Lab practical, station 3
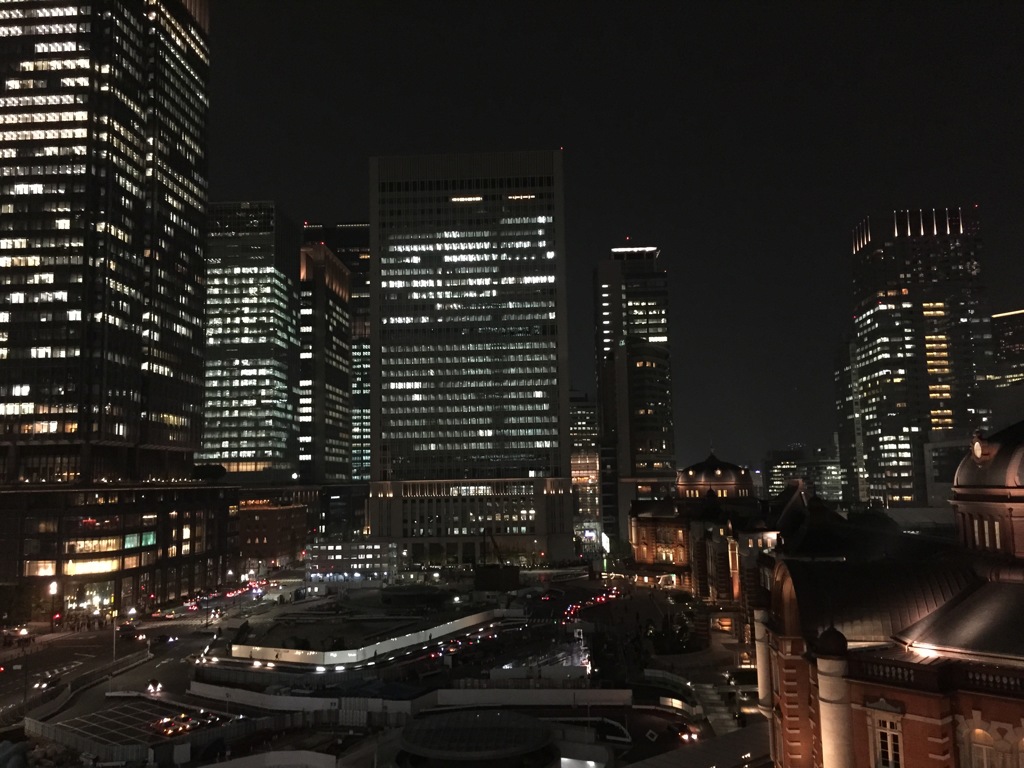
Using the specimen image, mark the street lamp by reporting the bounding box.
[48,581,58,633]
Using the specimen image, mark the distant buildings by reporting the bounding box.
[0,0,233,621]
[595,245,676,539]
[764,441,842,502]
[992,308,1024,373]
[629,452,774,665]
[366,151,574,566]
[989,307,1024,430]
[570,391,602,554]
[837,207,993,507]
[199,202,301,482]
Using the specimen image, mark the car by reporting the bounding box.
[146,679,162,693]
[673,723,701,742]
[32,674,60,690]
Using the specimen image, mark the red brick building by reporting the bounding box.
[757,422,1024,768]
[238,499,307,573]
[629,453,780,662]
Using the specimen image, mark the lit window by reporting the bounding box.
[970,729,993,768]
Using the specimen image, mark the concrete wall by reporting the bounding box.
[642,668,704,717]
[231,607,525,666]
[190,680,405,720]
[435,688,631,707]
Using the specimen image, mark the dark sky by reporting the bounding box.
[207,2,1024,468]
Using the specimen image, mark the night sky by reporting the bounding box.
[208,3,1024,468]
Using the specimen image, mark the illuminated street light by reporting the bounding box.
[49,581,58,633]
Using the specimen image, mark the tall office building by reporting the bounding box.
[839,207,993,507]
[989,308,1024,430]
[569,391,602,554]
[367,151,574,566]
[0,0,209,482]
[992,308,1024,370]
[301,223,368,538]
[303,222,370,484]
[298,243,351,484]
[0,1,234,622]
[199,202,301,481]
[594,246,676,538]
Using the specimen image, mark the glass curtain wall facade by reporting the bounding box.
[367,151,573,566]
[200,201,300,480]
[0,0,208,483]
[298,242,351,483]
[841,207,993,507]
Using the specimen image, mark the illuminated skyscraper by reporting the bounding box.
[839,207,993,507]
[570,391,602,554]
[303,222,370,484]
[0,0,210,482]
[297,242,351,483]
[988,307,1024,432]
[367,151,574,566]
[0,1,233,623]
[199,202,301,481]
[594,246,676,538]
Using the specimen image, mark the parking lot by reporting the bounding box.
[56,699,227,747]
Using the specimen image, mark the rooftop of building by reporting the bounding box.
[677,453,754,489]
[954,420,1024,490]
[774,557,981,644]
[895,575,1024,661]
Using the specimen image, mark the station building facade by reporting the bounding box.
[757,420,1024,768]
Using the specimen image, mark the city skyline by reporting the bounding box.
[207,3,1024,467]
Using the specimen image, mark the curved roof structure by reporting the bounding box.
[677,453,755,492]
[954,420,1024,489]
[772,558,981,643]
[895,579,1024,662]
[399,710,552,764]
[816,626,849,658]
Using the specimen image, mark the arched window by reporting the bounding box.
[971,729,994,768]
